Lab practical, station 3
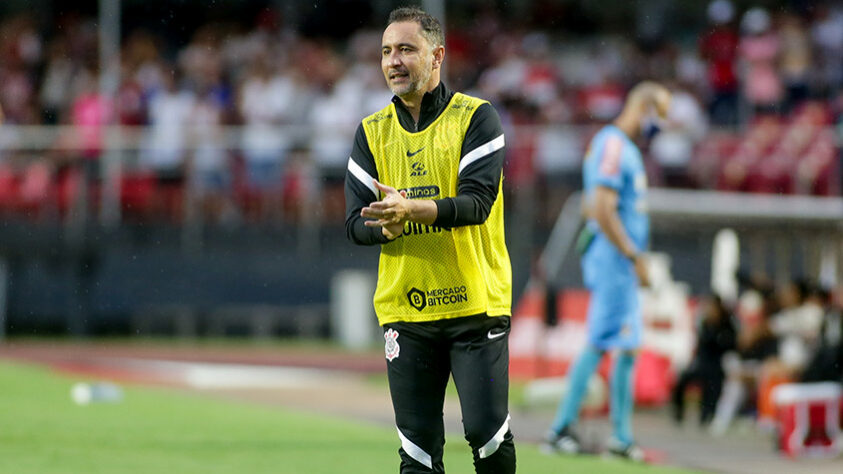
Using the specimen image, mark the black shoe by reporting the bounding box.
[541,426,582,455]
[671,408,684,425]
[605,437,645,462]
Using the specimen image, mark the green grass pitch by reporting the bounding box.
[0,361,695,473]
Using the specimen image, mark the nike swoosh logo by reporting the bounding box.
[406,147,425,157]
[487,329,507,340]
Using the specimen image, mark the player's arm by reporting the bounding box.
[580,195,594,219]
[593,185,650,286]
[434,102,504,228]
[593,186,638,259]
[345,124,393,245]
[591,133,650,285]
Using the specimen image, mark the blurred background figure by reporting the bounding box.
[798,284,843,384]
[768,280,824,376]
[810,4,843,97]
[141,69,194,221]
[699,0,740,126]
[238,53,291,221]
[752,282,835,426]
[189,80,237,226]
[709,283,779,436]
[671,294,737,427]
[650,82,708,187]
[778,12,812,113]
[738,7,782,119]
[544,82,671,461]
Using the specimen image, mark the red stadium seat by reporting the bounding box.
[634,350,674,406]
[17,161,54,218]
[700,99,839,197]
[56,167,82,216]
[0,163,21,212]
[772,383,842,458]
[120,172,158,219]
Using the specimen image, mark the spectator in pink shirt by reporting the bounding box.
[70,67,112,172]
[739,8,783,116]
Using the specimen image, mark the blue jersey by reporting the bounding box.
[583,125,649,256]
[580,125,648,349]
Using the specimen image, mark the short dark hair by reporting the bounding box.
[388,6,444,48]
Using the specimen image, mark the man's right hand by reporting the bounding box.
[634,254,650,287]
[362,180,439,241]
[361,181,408,240]
[381,221,404,240]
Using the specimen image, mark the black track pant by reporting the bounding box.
[383,314,516,474]
[671,363,724,425]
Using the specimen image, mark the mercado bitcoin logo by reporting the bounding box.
[407,286,468,311]
[426,286,468,307]
[407,288,427,311]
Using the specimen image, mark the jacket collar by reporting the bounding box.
[391,82,453,132]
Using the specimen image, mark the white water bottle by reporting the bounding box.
[71,382,124,405]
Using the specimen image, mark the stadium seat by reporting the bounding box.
[772,382,842,458]
[0,163,21,213]
[634,349,674,406]
[18,161,54,218]
[702,100,839,197]
[120,172,158,219]
[689,132,739,189]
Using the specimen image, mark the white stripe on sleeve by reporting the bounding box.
[397,428,433,468]
[347,157,378,198]
[458,134,505,175]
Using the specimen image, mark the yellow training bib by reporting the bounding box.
[362,93,512,325]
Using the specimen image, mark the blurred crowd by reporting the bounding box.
[672,278,843,436]
[0,1,841,225]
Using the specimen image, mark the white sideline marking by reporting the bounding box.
[112,358,350,389]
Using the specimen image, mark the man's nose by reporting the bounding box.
[386,51,402,66]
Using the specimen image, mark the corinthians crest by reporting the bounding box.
[384,328,400,361]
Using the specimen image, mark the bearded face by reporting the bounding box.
[382,22,436,99]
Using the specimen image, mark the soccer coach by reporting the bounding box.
[344,6,515,474]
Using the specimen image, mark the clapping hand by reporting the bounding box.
[361,180,408,240]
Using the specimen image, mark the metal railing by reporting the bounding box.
[0,124,838,239]
[539,188,843,293]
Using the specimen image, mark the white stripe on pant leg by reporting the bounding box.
[478,414,511,459]
[397,428,432,469]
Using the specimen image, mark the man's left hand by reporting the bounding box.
[362,180,410,239]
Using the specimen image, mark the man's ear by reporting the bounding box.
[432,45,445,70]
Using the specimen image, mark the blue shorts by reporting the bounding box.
[246,160,283,191]
[581,237,642,350]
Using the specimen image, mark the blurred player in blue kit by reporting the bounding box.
[544,82,672,461]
